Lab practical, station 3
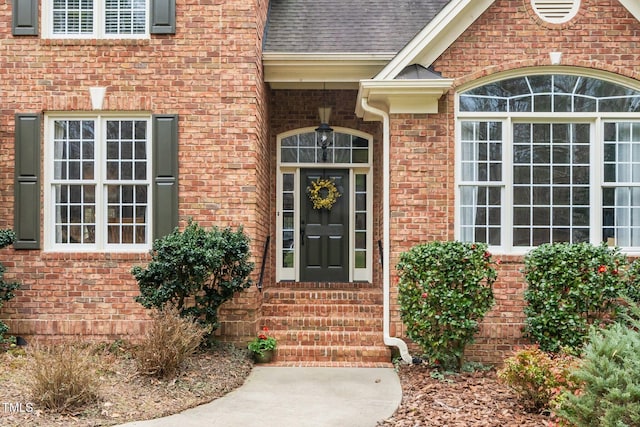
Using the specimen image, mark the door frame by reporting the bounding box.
[276,127,373,283]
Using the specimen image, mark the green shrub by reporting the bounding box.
[0,229,20,345]
[498,345,577,412]
[396,241,497,371]
[554,304,640,427]
[135,306,210,378]
[29,342,100,412]
[522,242,627,353]
[133,220,254,333]
[623,258,640,304]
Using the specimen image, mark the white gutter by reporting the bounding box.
[359,97,412,364]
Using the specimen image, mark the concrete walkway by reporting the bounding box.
[116,366,401,427]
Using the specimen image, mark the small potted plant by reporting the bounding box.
[248,326,277,363]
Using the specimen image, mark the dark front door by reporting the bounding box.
[300,169,349,282]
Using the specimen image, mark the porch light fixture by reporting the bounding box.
[316,87,333,162]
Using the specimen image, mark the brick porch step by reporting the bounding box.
[261,282,391,364]
[274,344,391,364]
[272,330,383,346]
[262,303,383,317]
[265,316,383,332]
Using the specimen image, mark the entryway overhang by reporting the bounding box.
[355,78,454,120]
[263,53,394,90]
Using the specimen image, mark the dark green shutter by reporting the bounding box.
[12,0,38,36]
[150,0,176,34]
[14,114,41,249]
[152,115,178,240]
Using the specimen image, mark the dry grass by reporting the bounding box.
[29,342,100,413]
[0,341,253,427]
[134,306,211,379]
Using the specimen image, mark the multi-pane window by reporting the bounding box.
[50,0,147,37]
[53,120,96,244]
[512,123,590,246]
[281,173,295,268]
[603,122,640,246]
[459,121,502,245]
[49,117,150,249]
[281,132,369,164]
[458,74,640,251]
[354,174,367,268]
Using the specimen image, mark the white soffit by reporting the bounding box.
[263,53,394,89]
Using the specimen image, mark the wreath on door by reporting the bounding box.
[306,178,342,210]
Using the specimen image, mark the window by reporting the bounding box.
[45,115,151,250]
[47,0,148,38]
[280,131,369,164]
[457,74,640,252]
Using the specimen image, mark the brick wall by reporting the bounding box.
[0,0,271,344]
[387,0,640,363]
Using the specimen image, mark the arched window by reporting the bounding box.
[280,130,369,164]
[457,73,640,252]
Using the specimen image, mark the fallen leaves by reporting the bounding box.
[378,364,550,427]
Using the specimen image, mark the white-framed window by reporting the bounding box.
[276,127,373,282]
[457,72,640,253]
[45,0,148,39]
[44,114,152,251]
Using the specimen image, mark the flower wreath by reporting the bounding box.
[306,178,341,210]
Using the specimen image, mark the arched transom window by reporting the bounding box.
[280,131,369,164]
[457,73,640,253]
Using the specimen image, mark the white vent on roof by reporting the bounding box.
[531,0,580,24]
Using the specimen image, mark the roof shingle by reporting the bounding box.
[263,0,451,53]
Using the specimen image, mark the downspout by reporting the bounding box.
[360,97,412,364]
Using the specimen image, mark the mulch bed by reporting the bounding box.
[378,363,551,427]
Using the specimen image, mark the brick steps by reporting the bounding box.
[274,344,391,364]
[261,282,391,364]
[262,303,383,317]
[264,316,383,332]
[263,292,383,305]
[272,330,382,346]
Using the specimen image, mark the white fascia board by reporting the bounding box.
[355,79,454,119]
[263,52,395,89]
[618,0,640,21]
[376,0,495,80]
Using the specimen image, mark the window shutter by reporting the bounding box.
[150,0,176,35]
[14,114,41,249]
[152,115,178,240]
[12,0,38,36]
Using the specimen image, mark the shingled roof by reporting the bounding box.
[263,0,451,54]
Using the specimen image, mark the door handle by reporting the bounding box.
[301,222,305,246]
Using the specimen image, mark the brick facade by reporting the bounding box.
[1,0,639,364]
[0,0,272,345]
